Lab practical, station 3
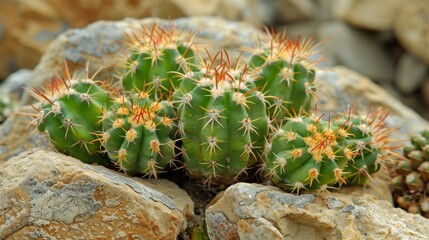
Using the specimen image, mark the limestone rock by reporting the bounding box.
[394,53,428,95]
[21,16,264,104]
[206,183,429,240]
[394,0,429,65]
[0,149,194,239]
[315,66,429,136]
[318,21,394,83]
[0,0,270,80]
[333,0,403,31]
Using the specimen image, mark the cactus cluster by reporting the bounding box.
[30,23,398,193]
[391,129,429,217]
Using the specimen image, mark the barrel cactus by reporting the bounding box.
[174,51,270,185]
[100,90,177,178]
[247,30,317,124]
[263,110,395,192]
[120,23,198,98]
[33,65,111,164]
[391,129,429,217]
[263,113,352,192]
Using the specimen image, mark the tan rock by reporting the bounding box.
[333,0,403,30]
[0,0,270,80]
[0,149,194,239]
[394,0,429,65]
[206,183,429,239]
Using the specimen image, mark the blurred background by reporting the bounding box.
[1,0,428,119]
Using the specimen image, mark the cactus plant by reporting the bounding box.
[100,89,178,178]
[263,113,353,192]
[32,64,111,164]
[120,23,197,98]
[263,109,395,192]
[391,129,429,217]
[174,51,270,185]
[246,30,317,124]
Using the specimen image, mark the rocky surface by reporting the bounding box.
[333,0,402,31]
[0,0,271,80]
[0,149,194,239]
[206,183,429,240]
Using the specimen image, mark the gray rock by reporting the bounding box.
[0,69,32,98]
[395,53,428,95]
[0,149,194,239]
[318,21,394,83]
[206,183,429,239]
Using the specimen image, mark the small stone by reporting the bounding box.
[333,0,403,30]
[0,69,32,97]
[394,0,429,65]
[395,53,428,95]
[0,150,194,239]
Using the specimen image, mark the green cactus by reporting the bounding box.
[121,23,197,98]
[34,67,110,164]
[174,51,270,185]
[100,90,177,177]
[264,110,394,192]
[247,31,317,124]
[336,110,393,185]
[263,114,353,192]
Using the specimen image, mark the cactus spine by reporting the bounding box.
[174,51,270,184]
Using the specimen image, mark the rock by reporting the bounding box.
[317,21,394,83]
[333,0,403,31]
[0,105,51,165]
[0,149,194,239]
[316,66,429,136]
[0,69,32,98]
[394,0,429,65]
[0,0,271,80]
[206,183,429,239]
[395,53,428,95]
[274,0,316,23]
[21,16,264,105]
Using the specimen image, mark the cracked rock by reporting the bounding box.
[0,149,194,239]
[206,183,429,240]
